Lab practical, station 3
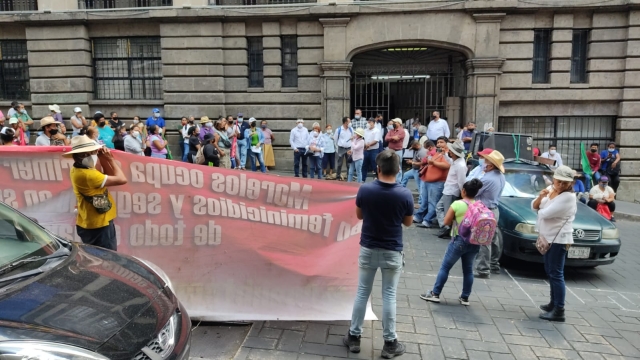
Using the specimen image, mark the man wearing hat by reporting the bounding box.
[145,108,165,134]
[473,150,506,278]
[49,104,64,124]
[199,116,215,142]
[65,136,127,251]
[290,118,310,177]
[435,140,467,238]
[70,107,87,137]
[466,148,493,181]
[35,116,70,146]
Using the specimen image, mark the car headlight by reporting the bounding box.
[0,341,109,360]
[515,223,537,234]
[134,257,174,294]
[602,228,619,239]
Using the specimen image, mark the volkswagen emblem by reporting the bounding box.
[574,229,585,239]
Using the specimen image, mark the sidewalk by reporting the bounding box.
[613,200,640,221]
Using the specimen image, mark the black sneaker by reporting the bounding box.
[381,339,406,359]
[474,272,490,279]
[437,226,451,239]
[610,216,616,222]
[539,302,554,312]
[343,332,361,353]
[490,268,501,275]
[539,307,565,322]
[459,296,470,306]
[420,291,440,303]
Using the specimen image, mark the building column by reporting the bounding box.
[262,22,282,92]
[26,25,92,120]
[319,18,351,129]
[466,13,506,131]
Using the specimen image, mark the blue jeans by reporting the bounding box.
[425,181,445,225]
[182,142,189,162]
[394,150,403,183]
[309,156,323,179]
[543,243,568,309]
[362,149,378,182]
[350,246,403,341]
[348,159,363,183]
[237,140,248,168]
[294,148,308,177]
[401,168,422,203]
[413,180,430,223]
[432,236,480,299]
[250,151,266,173]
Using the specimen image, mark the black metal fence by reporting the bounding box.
[282,36,298,88]
[79,0,172,9]
[499,116,616,169]
[213,0,316,5]
[0,41,30,101]
[0,0,37,11]
[92,37,162,100]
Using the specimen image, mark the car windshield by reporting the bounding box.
[0,203,59,269]
[502,168,554,198]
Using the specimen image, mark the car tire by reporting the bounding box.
[495,228,508,264]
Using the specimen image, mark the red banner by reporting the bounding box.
[0,147,373,321]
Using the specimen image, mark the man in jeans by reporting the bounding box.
[335,117,353,180]
[289,118,310,177]
[344,149,413,359]
[414,137,450,228]
[401,139,427,204]
[436,140,467,238]
[474,150,506,278]
[362,117,380,182]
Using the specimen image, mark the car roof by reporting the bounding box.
[503,160,552,173]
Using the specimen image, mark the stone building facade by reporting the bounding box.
[0,0,638,200]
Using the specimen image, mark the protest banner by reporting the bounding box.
[0,147,374,321]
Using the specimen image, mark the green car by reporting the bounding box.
[497,161,621,267]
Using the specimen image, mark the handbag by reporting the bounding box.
[535,218,569,255]
[596,203,612,220]
[81,189,113,214]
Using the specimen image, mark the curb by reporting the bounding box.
[614,212,640,222]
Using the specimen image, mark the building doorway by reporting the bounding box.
[350,47,467,125]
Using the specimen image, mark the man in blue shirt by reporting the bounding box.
[145,108,165,133]
[600,142,621,193]
[460,121,476,151]
[473,150,506,279]
[344,149,413,359]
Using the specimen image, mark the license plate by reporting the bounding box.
[568,247,590,259]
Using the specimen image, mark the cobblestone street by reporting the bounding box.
[228,220,640,360]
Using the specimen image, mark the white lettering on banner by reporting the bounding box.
[1,158,74,181]
[129,219,185,247]
[194,220,222,245]
[170,194,184,219]
[337,221,363,242]
[111,191,162,218]
[24,190,52,206]
[130,162,204,189]
[0,189,18,208]
[210,173,312,210]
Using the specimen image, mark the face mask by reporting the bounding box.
[205,122,213,128]
[133,119,140,124]
[387,125,393,130]
[600,182,608,187]
[479,159,485,168]
[98,121,106,127]
[608,148,615,152]
[157,128,163,135]
[153,113,160,118]
[82,155,98,168]
[297,123,303,129]
[354,115,361,120]
[313,131,319,137]
[132,131,140,137]
[189,120,194,124]
[239,118,244,122]
[549,150,556,155]
[591,148,597,153]
[261,125,267,129]
[20,109,26,114]
[348,123,353,128]
[49,129,59,136]
[455,128,461,134]
[112,117,118,121]
[327,129,333,134]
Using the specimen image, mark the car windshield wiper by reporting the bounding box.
[0,249,69,276]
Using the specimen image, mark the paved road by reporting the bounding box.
[224,220,640,360]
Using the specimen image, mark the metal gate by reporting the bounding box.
[350,47,466,122]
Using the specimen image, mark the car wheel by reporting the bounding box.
[495,228,509,264]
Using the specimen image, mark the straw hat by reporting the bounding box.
[200,116,211,124]
[448,140,465,158]
[48,104,61,113]
[554,165,574,182]
[39,116,60,130]
[63,135,103,158]
[483,150,505,173]
[354,127,365,138]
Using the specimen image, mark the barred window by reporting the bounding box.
[282,36,298,88]
[92,37,162,100]
[0,0,38,11]
[79,0,172,9]
[0,41,30,101]
[571,29,589,84]
[532,29,551,84]
[247,37,264,88]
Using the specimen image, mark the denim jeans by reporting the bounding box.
[475,208,501,275]
[543,243,568,309]
[436,194,459,228]
[250,151,266,173]
[362,149,378,182]
[350,246,403,341]
[432,235,480,298]
[294,148,308,177]
[348,159,363,183]
[413,181,430,223]
[336,146,350,178]
[182,142,189,162]
[583,172,593,192]
[401,168,423,203]
[593,171,601,183]
[395,150,403,183]
[309,156,323,179]
[425,181,444,225]
[237,140,248,168]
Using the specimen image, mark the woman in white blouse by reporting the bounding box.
[531,165,577,322]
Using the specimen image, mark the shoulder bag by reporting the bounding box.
[80,189,113,214]
[535,217,570,255]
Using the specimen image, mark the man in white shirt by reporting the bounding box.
[335,117,353,180]
[35,116,69,146]
[436,141,467,238]
[540,145,563,169]
[362,117,380,182]
[70,107,87,137]
[374,113,384,154]
[290,119,311,178]
[426,111,450,142]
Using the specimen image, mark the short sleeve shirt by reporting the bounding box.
[600,149,619,171]
[356,180,414,251]
[450,200,473,236]
[412,147,427,169]
[70,167,116,229]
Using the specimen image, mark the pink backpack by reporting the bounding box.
[457,200,497,245]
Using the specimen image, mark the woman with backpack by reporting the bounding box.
[420,178,486,306]
[213,120,232,168]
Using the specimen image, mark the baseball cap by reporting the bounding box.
[553,165,574,182]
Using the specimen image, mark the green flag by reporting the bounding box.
[163,132,173,160]
[580,142,592,177]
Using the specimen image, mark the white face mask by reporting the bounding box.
[133,119,140,124]
[82,154,98,168]
[205,122,213,128]
[549,150,556,155]
[297,123,303,129]
[153,113,160,118]
[157,128,163,135]
[327,129,333,134]
[132,130,140,137]
[387,124,393,130]
[354,115,361,120]
[313,131,319,137]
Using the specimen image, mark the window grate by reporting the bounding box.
[248,37,264,88]
[532,29,551,84]
[213,0,315,5]
[499,116,615,169]
[79,0,172,9]
[281,35,298,88]
[0,40,30,101]
[0,0,37,11]
[92,37,163,100]
[571,29,589,84]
